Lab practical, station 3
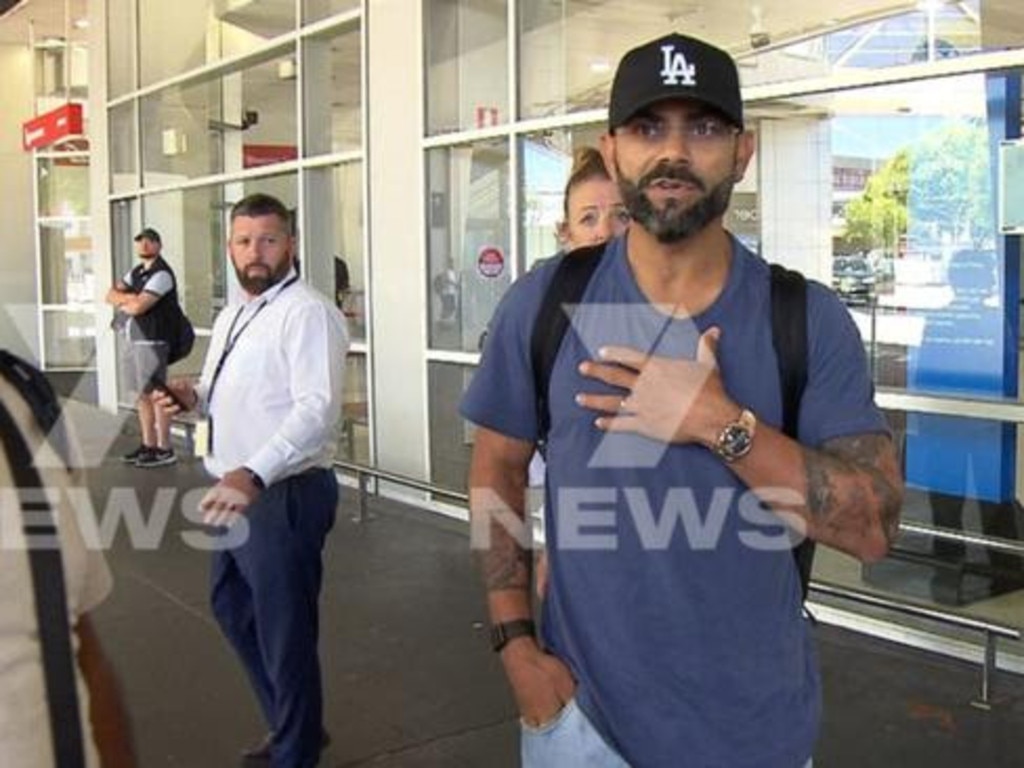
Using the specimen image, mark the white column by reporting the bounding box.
[365,0,429,481]
[88,0,117,409]
[757,117,833,283]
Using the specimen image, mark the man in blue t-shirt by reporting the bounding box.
[460,32,904,768]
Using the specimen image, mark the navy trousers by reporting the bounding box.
[211,468,337,768]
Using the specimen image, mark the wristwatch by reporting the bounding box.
[713,408,757,462]
[490,619,536,653]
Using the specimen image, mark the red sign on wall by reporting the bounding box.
[22,103,84,151]
[243,144,299,169]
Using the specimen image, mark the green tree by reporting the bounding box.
[839,119,992,254]
[840,151,908,255]
[907,119,992,246]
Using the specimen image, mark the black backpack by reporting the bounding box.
[0,351,85,766]
[529,245,815,600]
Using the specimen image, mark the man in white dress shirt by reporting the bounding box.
[159,194,348,767]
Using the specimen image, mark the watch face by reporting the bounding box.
[719,424,752,459]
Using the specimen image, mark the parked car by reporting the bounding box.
[832,255,876,304]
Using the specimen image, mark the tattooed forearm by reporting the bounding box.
[477,520,533,591]
[801,433,903,558]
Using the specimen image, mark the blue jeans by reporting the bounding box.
[521,698,628,768]
[520,698,814,768]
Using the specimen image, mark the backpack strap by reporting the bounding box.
[0,350,70,470]
[530,244,606,447]
[529,255,814,600]
[769,264,814,601]
[0,354,84,767]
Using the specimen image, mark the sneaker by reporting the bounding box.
[135,447,177,468]
[121,444,149,464]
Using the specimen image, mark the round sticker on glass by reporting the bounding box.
[477,246,505,278]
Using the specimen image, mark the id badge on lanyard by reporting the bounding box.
[193,418,212,458]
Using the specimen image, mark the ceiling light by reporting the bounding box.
[73,18,89,29]
[589,59,611,74]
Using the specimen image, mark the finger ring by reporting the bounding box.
[619,398,628,412]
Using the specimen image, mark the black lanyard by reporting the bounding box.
[206,275,299,406]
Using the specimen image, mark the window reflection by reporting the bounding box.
[338,352,369,463]
[40,220,94,305]
[426,0,508,135]
[304,0,361,24]
[139,0,296,87]
[303,23,362,155]
[109,102,137,193]
[428,361,474,492]
[520,126,607,268]
[427,140,511,352]
[141,51,298,187]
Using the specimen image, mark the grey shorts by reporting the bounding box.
[124,340,169,395]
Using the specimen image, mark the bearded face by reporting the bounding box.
[615,159,735,244]
[234,259,292,295]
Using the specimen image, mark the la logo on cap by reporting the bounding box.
[660,44,696,86]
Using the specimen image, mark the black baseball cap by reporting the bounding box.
[134,227,161,244]
[609,33,744,131]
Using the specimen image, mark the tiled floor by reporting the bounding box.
[70,401,1024,767]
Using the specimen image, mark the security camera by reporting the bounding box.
[750,31,771,49]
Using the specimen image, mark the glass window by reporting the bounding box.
[302,163,365,341]
[741,2,1019,88]
[816,409,1024,611]
[338,352,369,463]
[139,0,215,87]
[137,185,225,328]
[110,198,139,281]
[40,220,93,306]
[33,43,88,106]
[750,73,1016,399]
[519,125,606,268]
[428,361,475,492]
[38,157,89,218]
[425,0,508,136]
[517,0,636,121]
[139,0,296,87]
[125,173,295,332]
[427,139,511,352]
[302,23,362,156]
[109,101,137,193]
[304,0,361,25]
[42,308,94,369]
[107,0,135,98]
[140,50,298,188]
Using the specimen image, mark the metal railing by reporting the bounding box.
[809,581,1019,708]
[333,458,1021,709]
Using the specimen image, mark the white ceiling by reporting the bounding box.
[2,0,1020,84]
[0,0,952,50]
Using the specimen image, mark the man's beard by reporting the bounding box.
[617,161,735,244]
[235,261,289,295]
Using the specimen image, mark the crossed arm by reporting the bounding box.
[105,284,160,316]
